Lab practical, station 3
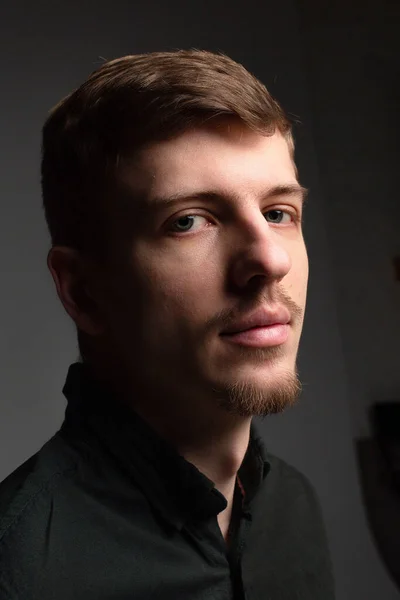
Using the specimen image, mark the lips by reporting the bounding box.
[221,306,291,335]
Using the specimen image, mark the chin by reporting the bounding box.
[210,361,302,418]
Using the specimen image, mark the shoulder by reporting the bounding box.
[250,425,321,509]
[255,453,335,596]
[258,451,330,538]
[0,434,79,555]
[0,434,78,542]
[0,434,80,598]
[265,452,321,502]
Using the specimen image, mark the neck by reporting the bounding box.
[133,395,251,542]
[158,413,251,540]
[177,420,251,493]
[84,357,252,537]
[180,423,250,542]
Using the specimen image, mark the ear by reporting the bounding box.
[47,246,105,336]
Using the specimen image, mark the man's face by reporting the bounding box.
[99,120,308,423]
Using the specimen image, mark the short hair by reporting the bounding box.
[41,49,294,260]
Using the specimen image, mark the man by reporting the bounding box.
[0,50,334,599]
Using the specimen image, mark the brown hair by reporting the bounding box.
[41,49,293,259]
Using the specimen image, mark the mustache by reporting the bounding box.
[208,287,303,333]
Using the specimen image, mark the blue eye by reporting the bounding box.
[265,210,292,224]
[169,209,295,235]
[170,215,207,233]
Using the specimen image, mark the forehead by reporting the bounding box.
[123,123,298,200]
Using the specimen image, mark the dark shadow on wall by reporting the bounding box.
[357,402,400,592]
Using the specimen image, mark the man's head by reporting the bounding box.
[43,50,308,429]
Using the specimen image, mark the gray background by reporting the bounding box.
[1,1,399,598]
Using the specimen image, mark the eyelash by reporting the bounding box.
[168,208,300,235]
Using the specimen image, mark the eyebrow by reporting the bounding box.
[148,184,309,209]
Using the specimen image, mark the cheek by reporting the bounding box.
[286,248,309,303]
[138,244,221,309]
[151,270,219,328]
[135,261,219,354]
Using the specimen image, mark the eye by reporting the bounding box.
[170,215,208,233]
[264,209,293,224]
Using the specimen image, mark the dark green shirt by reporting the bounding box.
[0,363,335,599]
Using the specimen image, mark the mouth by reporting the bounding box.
[220,323,290,348]
[219,305,291,348]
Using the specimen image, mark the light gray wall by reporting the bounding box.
[1,1,398,598]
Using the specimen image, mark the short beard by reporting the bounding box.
[211,348,302,418]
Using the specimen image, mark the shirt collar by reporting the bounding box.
[62,362,270,531]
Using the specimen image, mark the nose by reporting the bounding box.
[229,213,292,289]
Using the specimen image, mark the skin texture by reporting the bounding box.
[48,118,309,541]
